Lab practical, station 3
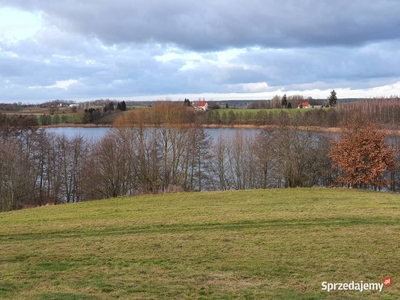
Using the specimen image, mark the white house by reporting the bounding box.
[192,101,208,111]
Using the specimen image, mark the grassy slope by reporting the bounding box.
[0,189,399,300]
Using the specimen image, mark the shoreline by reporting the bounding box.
[40,123,112,128]
[38,123,400,136]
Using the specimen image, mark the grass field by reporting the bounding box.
[210,108,320,122]
[0,189,399,299]
[221,108,317,114]
[5,107,73,116]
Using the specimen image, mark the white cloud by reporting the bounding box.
[241,82,269,92]
[0,7,42,42]
[29,79,78,90]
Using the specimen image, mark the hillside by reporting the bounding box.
[0,189,399,299]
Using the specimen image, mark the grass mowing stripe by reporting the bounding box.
[2,216,399,243]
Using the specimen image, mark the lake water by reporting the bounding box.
[44,126,261,141]
[45,127,111,140]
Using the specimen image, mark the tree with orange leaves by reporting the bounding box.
[329,116,397,189]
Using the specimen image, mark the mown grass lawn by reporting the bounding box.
[0,189,399,299]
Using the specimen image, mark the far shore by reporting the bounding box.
[40,123,112,128]
[40,123,340,132]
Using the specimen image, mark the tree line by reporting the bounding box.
[1,103,399,212]
[113,97,400,129]
[2,97,400,128]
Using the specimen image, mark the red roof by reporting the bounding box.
[194,101,207,107]
[298,102,309,107]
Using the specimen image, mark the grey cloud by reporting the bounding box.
[231,40,400,89]
[0,34,198,101]
[3,0,400,51]
[2,0,400,102]
[2,34,400,102]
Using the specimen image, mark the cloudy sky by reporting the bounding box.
[0,0,400,103]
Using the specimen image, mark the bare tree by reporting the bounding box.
[0,139,32,211]
[83,132,135,199]
[184,125,212,191]
[211,134,230,190]
[252,129,279,188]
[225,131,257,190]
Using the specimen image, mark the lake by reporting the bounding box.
[44,126,261,141]
[45,127,111,140]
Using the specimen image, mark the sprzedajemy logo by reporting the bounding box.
[321,277,392,293]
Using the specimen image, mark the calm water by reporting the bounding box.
[45,127,112,140]
[45,127,260,141]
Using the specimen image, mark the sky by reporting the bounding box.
[0,0,400,103]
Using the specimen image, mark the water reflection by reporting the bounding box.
[45,126,261,141]
[44,127,112,140]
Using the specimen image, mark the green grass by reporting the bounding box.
[212,108,316,123]
[0,189,399,299]
[222,108,311,114]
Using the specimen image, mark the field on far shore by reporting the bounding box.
[0,189,398,299]
[1,106,73,115]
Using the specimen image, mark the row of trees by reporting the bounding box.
[249,95,326,109]
[114,99,400,129]
[0,114,38,128]
[0,129,87,211]
[1,105,399,212]
[3,97,400,128]
[203,107,344,127]
[337,98,400,127]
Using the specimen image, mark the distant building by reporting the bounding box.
[192,101,208,111]
[298,102,309,109]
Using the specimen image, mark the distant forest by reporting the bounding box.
[1,97,400,128]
